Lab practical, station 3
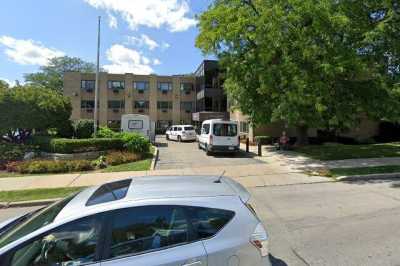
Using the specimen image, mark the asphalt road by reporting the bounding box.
[155,135,262,170]
[251,179,400,266]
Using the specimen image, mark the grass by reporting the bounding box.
[102,158,152,172]
[329,165,400,177]
[296,142,400,161]
[0,187,86,202]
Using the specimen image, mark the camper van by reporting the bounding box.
[121,114,155,143]
[198,119,240,155]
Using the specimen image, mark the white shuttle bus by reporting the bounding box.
[121,114,155,143]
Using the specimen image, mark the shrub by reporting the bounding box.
[56,120,74,138]
[6,160,94,174]
[254,136,273,145]
[0,143,30,170]
[30,137,124,154]
[105,151,141,166]
[119,132,150,154]
[73,119,94,139]
[93,127,118,138]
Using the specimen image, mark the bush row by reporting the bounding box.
[0,143,31,170]
[6,151,143,174]
[30,136,125,154]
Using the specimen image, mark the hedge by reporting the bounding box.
[6,160,94,174]
[30,136,124,154]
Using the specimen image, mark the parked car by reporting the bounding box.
[166,125,196,142]
[198,119,240,155]
[0,176,271,266]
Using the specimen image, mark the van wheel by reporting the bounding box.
[178,136,182,142]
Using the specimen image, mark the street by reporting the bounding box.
[1,179,400,265]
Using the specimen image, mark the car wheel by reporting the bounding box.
[178,135,182,142]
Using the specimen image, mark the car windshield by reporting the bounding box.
[184,126,194,131]
[213,123,237,137]
[0,194,75,249]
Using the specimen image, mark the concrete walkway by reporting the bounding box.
[0,163,329,192]
[242,144,400,172]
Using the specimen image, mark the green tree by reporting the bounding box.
[0,85,72,143]
[0,80,9,91]
[196,0,400,144]
[24,56,96,93]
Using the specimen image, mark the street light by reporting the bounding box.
[94,16,101,135]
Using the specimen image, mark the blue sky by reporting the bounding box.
[0,0,214,86]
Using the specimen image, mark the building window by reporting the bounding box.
[180,101,193,113]
[134,100,149,109]
[157,101,172,110]
[240,121,249,133]
[108,100,125,109]
[108,80,125,90]
[81,80,95,92]
[157,120,172,130]
[180,83,194,94]
[158,82,172,93]
[133,81,149,93]
[81,100,95,109]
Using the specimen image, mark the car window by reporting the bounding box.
[0,195,76,249]
[86,179,131,206]
[109,206,189,259]
[184,126,194,131]
[185,207,234,239]
[10,215,102,266]
[172,127,176,131]
[202,124,210,135]
[177,127,182,131]
[213,124,237,137]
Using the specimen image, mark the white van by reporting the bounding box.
[166,125,196,141]
[198,119,240,155]
[121,114,155,143]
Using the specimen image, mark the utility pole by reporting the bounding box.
[94,16,101,135]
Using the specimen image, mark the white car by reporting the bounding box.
[166,125,196,142]
[198,119,240,155]
[0,176,271,266]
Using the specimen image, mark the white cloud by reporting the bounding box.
[0,78,15,87]
[84,0,197,32]
[125,34,159,50]
[103,44,154,74]
[107,13,118,29]
[161,42,171,50]
[0,36,64,65]
[153,58,161,65]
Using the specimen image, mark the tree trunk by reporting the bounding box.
[295,125,309,146]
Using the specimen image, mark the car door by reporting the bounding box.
[2,214,104,266]
[101,205,208,266]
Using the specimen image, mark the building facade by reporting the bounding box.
[64,72,196,131]
[63,60,229,132]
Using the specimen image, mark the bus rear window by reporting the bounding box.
[213,124,237,137]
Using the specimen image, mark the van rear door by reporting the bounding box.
[212,122,239,147]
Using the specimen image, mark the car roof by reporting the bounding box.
[55,175,249,222]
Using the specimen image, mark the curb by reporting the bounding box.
[150,147,159,171]
[337,172,400,182]
[0,198,60,209]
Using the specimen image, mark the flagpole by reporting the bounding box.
[94,16,101,135]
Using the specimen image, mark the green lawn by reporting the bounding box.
[0,187,86,202]
[329,165,400,177]
[102,158,152,172]
[296,142,400,161]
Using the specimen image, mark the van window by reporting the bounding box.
[184,126,194,131]
[213,123,237,137]
[177,127,182,131]
[202,124,210,134]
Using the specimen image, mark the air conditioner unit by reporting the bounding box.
[185,110,191,113]
[113,109,120,113]
[86,89,93,93]
[138,109,144,113]
[138,90,144,94]
[87,109,93,113]
[162,109,168,113]
[113,89,119,94]
[162,90,168,94]
[185,90,191,95]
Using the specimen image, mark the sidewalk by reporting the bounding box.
[241,144,400,171]
[0,163,329,192]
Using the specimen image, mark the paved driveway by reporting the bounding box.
[155,135,262,170]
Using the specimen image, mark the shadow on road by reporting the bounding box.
[269,254,288,266]
[340,177,400,188]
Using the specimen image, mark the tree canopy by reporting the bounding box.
[0,85,72,142]
[24,56,96,93]
[196,0,400,143]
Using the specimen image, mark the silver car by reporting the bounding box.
[0,176,271,266]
